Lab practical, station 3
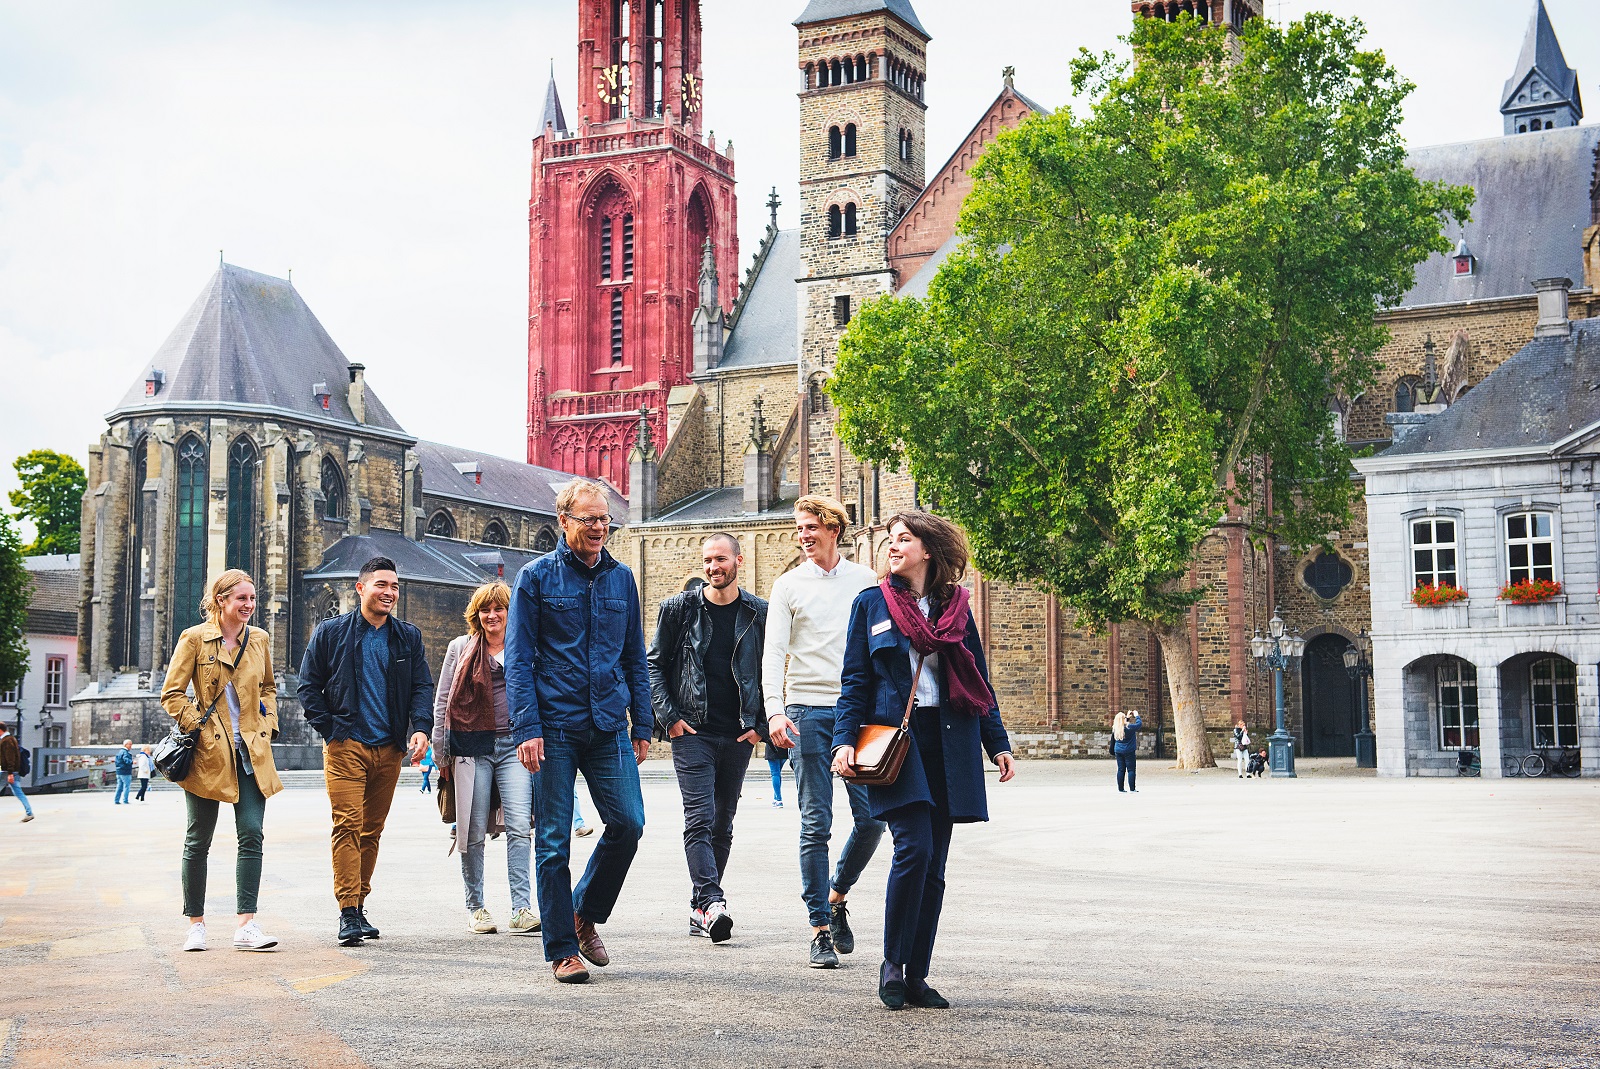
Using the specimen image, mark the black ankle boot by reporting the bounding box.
[338,907,365,947]
[878,961,906,1010]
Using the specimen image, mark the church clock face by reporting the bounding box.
[597,64,630,106]
[680,73,702,116]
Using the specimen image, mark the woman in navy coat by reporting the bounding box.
[832,511,1015,1009]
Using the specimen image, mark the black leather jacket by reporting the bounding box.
[647,588,767,738]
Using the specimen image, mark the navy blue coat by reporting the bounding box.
[298,612,435,748]
[1113,714,1143,756]
[833,585,1012,822]
[505,538,653,744]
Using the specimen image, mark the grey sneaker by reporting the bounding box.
[467,908,497,935]
[809,929,839,969]
[508,908,541,935]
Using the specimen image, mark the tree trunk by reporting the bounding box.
[1152,619,1216,770]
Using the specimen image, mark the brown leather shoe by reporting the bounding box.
[574,913,610,967]
[552,955,590,984]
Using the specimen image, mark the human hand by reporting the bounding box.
[667,720,697,739]
[996,753,1016,783]
[518,737,545,774]
[737,729,762,745]
[767,714,798,749]
[407,732,429,763]
[632,739,650,765]
[831,746,856,777]
[6,773,12,785]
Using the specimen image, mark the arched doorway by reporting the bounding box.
[1301,633,1358,757]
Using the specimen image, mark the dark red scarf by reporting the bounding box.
[879,579,994,716]
[444,636,498,757]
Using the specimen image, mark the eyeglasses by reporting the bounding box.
[563,513,611,529]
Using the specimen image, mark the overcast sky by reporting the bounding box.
[1,0,1596,541]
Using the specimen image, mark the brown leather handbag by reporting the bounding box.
[843,654,924,788]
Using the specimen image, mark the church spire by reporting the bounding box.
[540,65,567,135]
[1500,0,1581,135]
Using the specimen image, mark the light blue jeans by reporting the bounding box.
[114,773,133,804]
[461,735,534,913]
[4,777,31,817]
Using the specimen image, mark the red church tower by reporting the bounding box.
[527,0,739,492]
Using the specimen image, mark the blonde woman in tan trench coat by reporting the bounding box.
[160,569,284,952]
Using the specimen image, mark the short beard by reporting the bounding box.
[706,571,738,589]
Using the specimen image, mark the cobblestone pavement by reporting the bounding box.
[2,759,1596,1068]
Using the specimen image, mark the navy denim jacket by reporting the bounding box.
[505,538,654,744]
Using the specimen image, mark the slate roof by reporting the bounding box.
[540,72,568,134]
[23,554,79,637]
[303,531,545,588]
[645,488,799,527]
[1500,0,1581,118]
[793,0,928,37]
[1399,124,1600,309]
[1379,318,1600,457]
[720,230,800,369]
[416,440,626,517]
[109,264,406,434]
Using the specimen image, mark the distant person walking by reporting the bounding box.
[1232,724,1252,778]
[432,580,539,938]
[160,568,283,952]
[832,512,1015,1010]
[299,556,434,948]
[1113,710,1143,793]
[506,479,653,985]
[648,533,767,944]
[114,740,135,804]
[0,721,34,822]
[766,742,790,808]
[135,746,153,801]
[763,495,884,969]
[419,745,435,794]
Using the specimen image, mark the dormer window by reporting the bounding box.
[145,369,165,397]
[313,382,331,410]
[1452,239,1475,277]
[453,461,484,485]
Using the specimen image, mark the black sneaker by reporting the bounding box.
[809,929,839,969]
[829,901,855,955]
[338,907,365,947]
[357,907,380,940]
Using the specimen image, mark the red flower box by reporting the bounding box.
[1498,578,1562,605]
[1412,582,1468,607]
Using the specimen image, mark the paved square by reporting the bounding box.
[2,760,1596,1068]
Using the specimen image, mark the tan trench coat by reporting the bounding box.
[160,622,284,803]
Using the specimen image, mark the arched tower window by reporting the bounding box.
[829,126,842,159]
[844,123,857,157]
[622,214,634,279]
[175,435,208,634]
[844,202,857,236]
[611,290,625,363]
[602,216,614,280]
[226,436,258,573]
[482,519,509,546]
[127,439,148,668]
[645,0,665,116]
[590,179,635,372]
[1393,376,1419,414]
[855,55,866,81]
[828,205,843,238]
[321,455,346,520]
[427,510,457,539]
[830,59,841,84]
[534,526,558,553]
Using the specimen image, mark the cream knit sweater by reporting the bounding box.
[761,557,879,719]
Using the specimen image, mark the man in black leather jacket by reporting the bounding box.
[646,533,767,943]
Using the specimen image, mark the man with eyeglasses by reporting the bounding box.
[506,479,653,984]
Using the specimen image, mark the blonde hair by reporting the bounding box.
[1112,711,1128,742]
[202,569,254,622]
[464,581,512,637]
[556,479,610,516]
[794,495,850,537]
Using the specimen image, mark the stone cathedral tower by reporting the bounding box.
[794,0,929,508]
[526,0,739,493]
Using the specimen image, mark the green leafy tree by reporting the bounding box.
[10,449,87,556]
[829,13,1472,768]
[0,513,30,699]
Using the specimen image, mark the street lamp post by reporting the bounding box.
[1343,629,1376,769]
[1250,607,1305,778]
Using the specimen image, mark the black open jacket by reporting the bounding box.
[647,588,767,739]
[297,611,435,748]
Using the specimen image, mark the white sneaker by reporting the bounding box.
[232,921,278,951]
[468,908,498,934]
[182,922,207,952]
[770,799,783,809]
[704,900,733,943]
[508,907,541,935]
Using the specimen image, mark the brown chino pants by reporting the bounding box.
[324,739,404,908]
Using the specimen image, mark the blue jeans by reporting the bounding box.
[4,777,32,817]
[115,773,132,803]
[768,755,788,801]
[531,725,645,962]
[1116,751,1137,791]
[791,704,886,928]
[462,735,533,912]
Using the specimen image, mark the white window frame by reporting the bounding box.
[1529,657,1578,749]
[44,656,65,708]
[0,679,18,706]
[1411,516,1460,588]
[1436,660,1479,751]
[1504,510,1556,586]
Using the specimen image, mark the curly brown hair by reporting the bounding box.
[884,511,970,603]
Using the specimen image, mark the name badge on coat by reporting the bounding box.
[870,620,893,637]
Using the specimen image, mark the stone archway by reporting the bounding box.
[1301,633,1358,757]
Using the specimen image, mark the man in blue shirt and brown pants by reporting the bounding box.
[299,556,434,947]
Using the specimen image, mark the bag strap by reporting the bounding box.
[901,654,927,731]
[193,629,247,729]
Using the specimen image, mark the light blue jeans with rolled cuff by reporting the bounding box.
[461,734,534,913]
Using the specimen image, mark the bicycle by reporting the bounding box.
[1501,754,1522,777]
[1456,750,1481,777]
[1522,748,1581,778]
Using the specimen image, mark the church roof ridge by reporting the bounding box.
[108,262,406,434]
[793,0,928,38]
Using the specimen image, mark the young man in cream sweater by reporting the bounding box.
[764,496,884,969]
